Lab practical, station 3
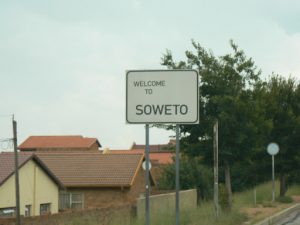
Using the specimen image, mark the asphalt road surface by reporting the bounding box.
[274,210,300,225]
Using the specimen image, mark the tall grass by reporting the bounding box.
[286,184,300,196]
[234,181,280,207]
[125,201,245,225]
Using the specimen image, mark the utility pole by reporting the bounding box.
[12,115,21,225]
[213,119,219,218]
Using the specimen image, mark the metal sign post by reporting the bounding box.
[272,155,275,202]
[267,142,279,202]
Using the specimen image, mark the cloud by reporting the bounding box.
[1,0,300,149]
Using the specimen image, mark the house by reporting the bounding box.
[18,136,101,152]
[104,149,174,165]
[0,152,64,217]
[106,139,175,165]
[103,140,175,188]
[34,152,151,210]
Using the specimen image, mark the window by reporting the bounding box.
[40,203,51,215]
[0,207,15,218]
[59,192,84,210]
[25,205,31,217]
[59,193,69,210]
[70,193,83,209]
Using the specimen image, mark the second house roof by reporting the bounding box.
[18,135,101,150]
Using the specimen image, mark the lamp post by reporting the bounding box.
[267,142,280,202]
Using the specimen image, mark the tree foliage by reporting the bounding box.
[160,40,267,207]
[158,40,300,205]
[262,75,300,196]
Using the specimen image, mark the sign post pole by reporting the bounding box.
[145,124,150,225]
[272,155,275,202]
[267,142,279,202]
[175,124,180,225]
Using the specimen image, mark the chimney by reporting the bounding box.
[102,147,110,154]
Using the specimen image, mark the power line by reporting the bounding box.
[0,114,13,118]
[0,138,13,150]
[0,138,12,142]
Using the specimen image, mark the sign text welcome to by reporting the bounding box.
[126,70,199,124]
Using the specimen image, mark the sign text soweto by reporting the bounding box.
[126,70,199,124]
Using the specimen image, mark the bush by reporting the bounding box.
[276,196,293,203]
[158,157,213,201]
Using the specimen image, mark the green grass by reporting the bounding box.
[234,181,280,207]
[286,185,300,196]
[127,202,246,225]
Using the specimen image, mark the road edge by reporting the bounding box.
[254,203,300,225]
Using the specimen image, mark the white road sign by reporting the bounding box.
[126,70,199,124]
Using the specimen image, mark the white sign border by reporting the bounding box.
[126,69,199,124]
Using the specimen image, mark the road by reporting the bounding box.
[274,210,300,225]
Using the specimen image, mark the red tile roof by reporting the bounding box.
[130,140,175,152]
[36,152,144,187]
[149,153,174,164]
[18,136,101,150]
[107,150,174,165]
[0,152,64,188]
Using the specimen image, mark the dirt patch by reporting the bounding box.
[291,195,300,203]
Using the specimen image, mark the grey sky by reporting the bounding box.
[0,0,300,149]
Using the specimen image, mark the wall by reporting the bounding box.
[136,189,197,219]
[0,204,132,225]
[69,167,146,209]
[0,160,59,216]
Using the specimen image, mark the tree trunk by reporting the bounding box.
[280,174,287,197]
[224,161,233,210]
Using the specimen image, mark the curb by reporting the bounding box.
[253,203,300,225]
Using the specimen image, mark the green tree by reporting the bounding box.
[160,40,265,209]
[263,75,300,196]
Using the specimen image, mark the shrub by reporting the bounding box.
[276,196,293,203]
[158,157,213,201]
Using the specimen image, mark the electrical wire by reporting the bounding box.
[0,138,12,142]
[0,138,13,150]
[0,114,13,118]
